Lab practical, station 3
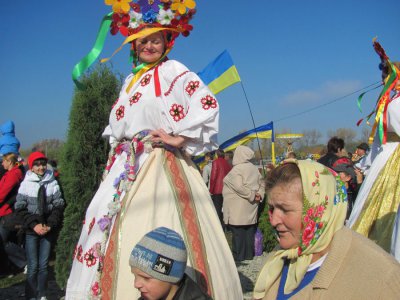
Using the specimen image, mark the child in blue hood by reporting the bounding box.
[0,121,20,156]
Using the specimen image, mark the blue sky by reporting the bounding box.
[1,0,399,150]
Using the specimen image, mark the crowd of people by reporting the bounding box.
[2,1,400,299]
[0,121,64,300]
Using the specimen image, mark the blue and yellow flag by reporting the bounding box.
[193,122,274,166]
[219,122,274,153]
[198,50,241,95]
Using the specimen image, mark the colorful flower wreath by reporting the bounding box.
[105,0,196,40]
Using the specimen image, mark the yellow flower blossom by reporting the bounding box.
[105,0,132,14]
[171,0,196,15]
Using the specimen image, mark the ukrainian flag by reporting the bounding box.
[219,122,274,153]
[193,122,274,166]
[198,50,241,95]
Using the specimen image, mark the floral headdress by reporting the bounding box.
[107,0,196,41]
[72,0,196,87]
[254,160,348,298]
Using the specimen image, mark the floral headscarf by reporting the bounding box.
[253,160,348,298]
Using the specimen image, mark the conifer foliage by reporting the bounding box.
[55,64,121,288]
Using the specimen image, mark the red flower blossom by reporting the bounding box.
[171,17,193,37]
[84,248,97,267]
[169,104,185,121]
[91,281,101,296]
[140,74,152,86]
[130,3,141,12]
[185,80,200,96]
[110,13,130,36]
[135,140,144,154]
[116,105,125,121]
[201,95,217,110]
[302,220,316,247]
[315,171,319,178]
[129,92,142,105]
[316,204,325,218]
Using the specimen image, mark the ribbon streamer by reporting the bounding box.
[72,12,113,88]
[368,57,399,144]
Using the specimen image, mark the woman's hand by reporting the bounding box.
[150,129,186,148]
[255,193,262,202]
[33,224,48,235]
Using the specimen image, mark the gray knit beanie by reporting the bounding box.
[129,227,187,283]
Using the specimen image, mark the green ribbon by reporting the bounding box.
[357,83,382,112]
[377,62,398,143]
[72,12,113,89]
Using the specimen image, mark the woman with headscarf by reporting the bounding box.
[223,145,265,262]
[65,1,242,299]
[253,160,400,299]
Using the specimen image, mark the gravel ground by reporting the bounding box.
[237,253,269,300]
[0,254,268,300]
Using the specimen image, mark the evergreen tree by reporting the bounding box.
[55,64,121,288]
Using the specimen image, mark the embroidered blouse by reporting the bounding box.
[102,59,219,156]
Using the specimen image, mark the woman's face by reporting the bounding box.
[267,178,303,249]
[135,32,166,64]
[31,160,47,176]
[2,158,13,171]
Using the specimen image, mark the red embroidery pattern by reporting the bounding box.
[100,217,117,300]
[88,217,95,235]
[185,80,200,96]
[84,248,97,267]
[140,74,152,86]
[77,245,83,263]
[169,104,185,122]
[201,95,218,110]
[164,71,190,96]
[115,105,125,121]
[129,92,142,105]
[165,151,213,296]
[112,98,119,108]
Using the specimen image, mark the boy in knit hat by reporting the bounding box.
[129,227,212,300]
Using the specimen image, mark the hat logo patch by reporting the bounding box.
[153,255,173,275]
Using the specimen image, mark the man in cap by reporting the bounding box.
[129,227,212,300]
[352,142,370,163]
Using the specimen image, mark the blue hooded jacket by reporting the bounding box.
[0,120,20,155]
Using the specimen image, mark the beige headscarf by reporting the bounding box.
[254,160,348,298]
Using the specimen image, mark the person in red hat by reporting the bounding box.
[15,151,64,300]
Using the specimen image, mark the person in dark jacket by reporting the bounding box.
[130,227,212,300]
[317,136,346,168]
[15,151,64,300]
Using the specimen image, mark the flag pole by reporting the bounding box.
[239,81,266,175]
[271,123,276,166]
